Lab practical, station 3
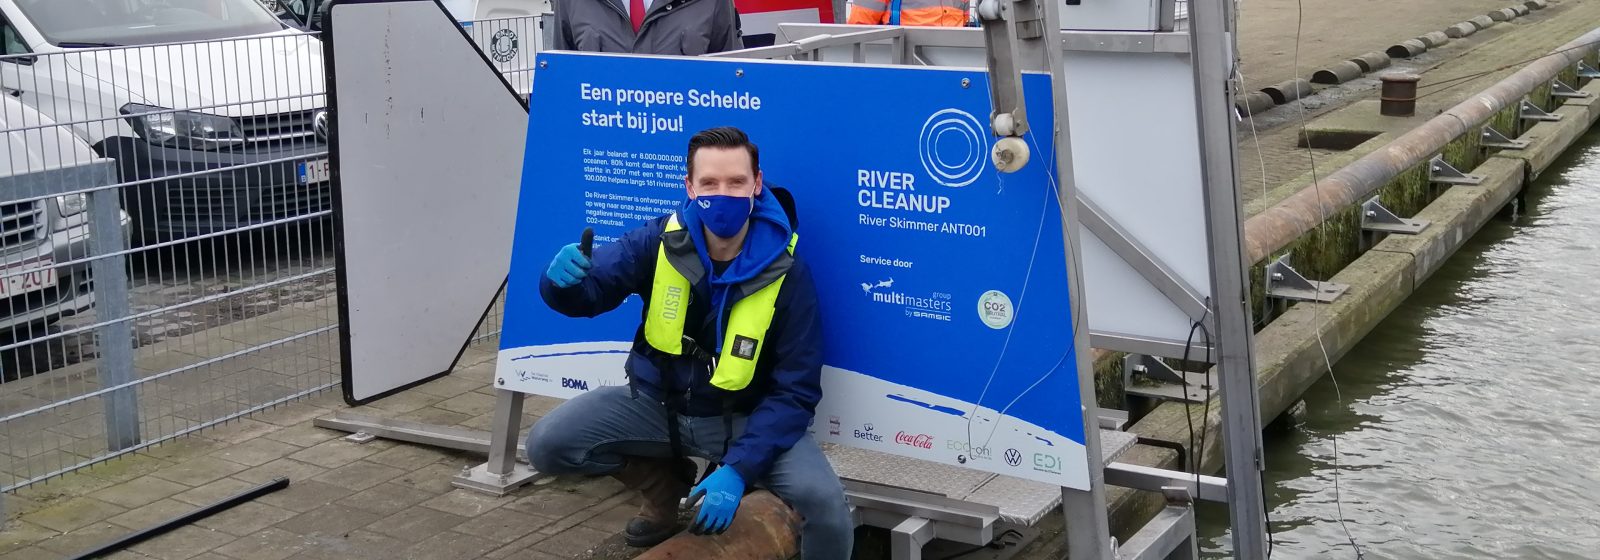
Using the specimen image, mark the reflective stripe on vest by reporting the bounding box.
[644,214,799,391]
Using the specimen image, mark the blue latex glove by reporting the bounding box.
[545,243,591,288]
[688,465,745,535]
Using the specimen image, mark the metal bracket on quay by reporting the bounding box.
[1429,155,1486,186]
[1481,125,1529,150]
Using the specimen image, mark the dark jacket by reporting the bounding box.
[550,0,743,55]
[539,188,823,482]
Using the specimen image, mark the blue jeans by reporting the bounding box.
[526,385,855,560]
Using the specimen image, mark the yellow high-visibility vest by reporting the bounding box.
[643,213,798,391]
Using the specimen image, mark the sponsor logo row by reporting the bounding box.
[824,415,1061,474]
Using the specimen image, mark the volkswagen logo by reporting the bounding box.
[1004,448,1022,467]
[313,110,330,143]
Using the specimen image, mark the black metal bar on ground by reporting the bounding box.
[66,477,290,560]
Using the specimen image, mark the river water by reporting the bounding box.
[1196,127,1600,559]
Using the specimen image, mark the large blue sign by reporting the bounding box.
[498,52,1088,489]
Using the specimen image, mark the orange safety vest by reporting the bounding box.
[847,0,969,27]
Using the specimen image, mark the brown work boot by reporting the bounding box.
[611,457,695,547]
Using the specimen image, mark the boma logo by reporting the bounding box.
[895,432,934,449]
[561,377,590,391]
[852,424,884,443]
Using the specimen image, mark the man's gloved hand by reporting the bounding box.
[545,243,591,288]
[688,465,744,535]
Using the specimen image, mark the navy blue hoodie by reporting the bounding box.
[539,187,823,482]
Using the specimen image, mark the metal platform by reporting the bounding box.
[826,429,1138,525]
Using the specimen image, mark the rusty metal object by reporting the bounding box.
[1350,52,1392,73]
[1446,22,1478,39]
[1261,78,1313,104]
[1488,7,1518,22]
[1470,15,1497,30]
[1242,28,1600,266]
[637,491,802,560]
[1417,31,1451,48]
[1386,39,1428,59]
[1235,91,1277,116]
[1379,73,1420,116]
[1312,61,1365,85]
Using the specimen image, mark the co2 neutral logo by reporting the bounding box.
[978,290,1014,329]
[918,109,988,188]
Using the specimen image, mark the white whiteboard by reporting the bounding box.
[327,0,529,403]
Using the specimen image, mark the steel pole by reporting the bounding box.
[1187,0,1268,558]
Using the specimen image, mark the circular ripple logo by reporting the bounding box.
[918,109,988,188]
[489,29,519,63]
[978,290,1014,329]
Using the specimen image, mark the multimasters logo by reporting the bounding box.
[918,109,988,188]
[861,277,953,321]
[853,424,885,443]
[489,29,519,63]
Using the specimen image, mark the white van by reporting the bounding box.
[0,94,129,333]
[0,0,326,244]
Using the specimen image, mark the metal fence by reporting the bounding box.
[0,32,339,491]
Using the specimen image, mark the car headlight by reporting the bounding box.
[57,193,86,217]
[121,104,246,150]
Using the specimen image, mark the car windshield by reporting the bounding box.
[13,0,284,46]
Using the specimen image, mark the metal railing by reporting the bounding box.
[0,32,339,491]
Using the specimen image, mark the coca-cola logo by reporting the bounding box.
[895,431,934,449]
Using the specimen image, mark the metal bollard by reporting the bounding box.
[1446,22,1478,39]
[1489,8,1518,22]
[1380,73,1421,117]
[1417,31,1451,49]
[1469,15,1497,30]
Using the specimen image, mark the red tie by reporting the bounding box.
[630,0,645,33]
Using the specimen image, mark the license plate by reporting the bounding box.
[0,261,56,298]
[299,159,331,184]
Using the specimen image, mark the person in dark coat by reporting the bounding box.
[525,127,852,559]
[550,0,743,55]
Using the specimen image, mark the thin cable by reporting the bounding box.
[1412,38,1600,100]
[1296,0,1364,556]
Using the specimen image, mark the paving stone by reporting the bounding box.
[420,489,510,518]
[452,509,553,544]
[99,477,193,509]
[486,530,570,559]
[432,393,496,417]
[362,445,452,470]
[193,502,298,537]
[308,462,405,492]
[286,440,380,470]
[255,481,355,513]
[394,406,475,427]
[24,497,128,533]
[359,391,442,415]
[0,521,61,555]
[273,504,384,539]
[172,478,257,507]
[579,502,637,532]
[261,425,340,449]
[232,460,327,486]
[79,455,179,485]
[8,546,68,559]
[388,463,467,495]
[211,528,309,560]
[253,404,331,428]
[527,525,612,558]
[127,526,237,560]
[211,440,303,467]
[334,483,437,517]
[399,531,499,560]
[35,522,126,555]
[283,531,402,560]
[150,457,251,487]
[504,487,603,519]
[204,420,283,445]
[363,508,468,543]
[410,377,480,399]
[139,438,230,462]
[107,499,198,531]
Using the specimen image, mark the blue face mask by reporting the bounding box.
[692,195,753,239]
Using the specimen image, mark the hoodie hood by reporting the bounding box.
[680,185,794,287]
